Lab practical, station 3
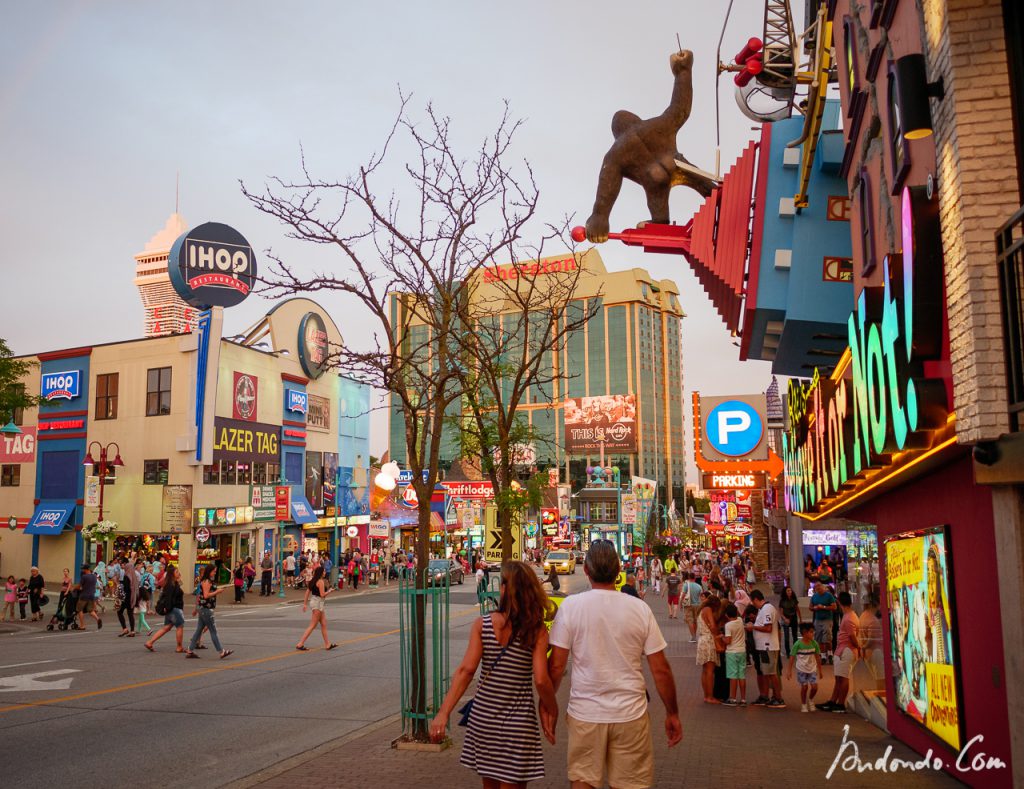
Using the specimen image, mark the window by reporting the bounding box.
[221,460,237,486]
[11,406,23,426]
[268,462,281,485]
[146,367,172,416]
[858,169,876,276]
[41,451,79,498]
[91,462,116,484]
[285,452,303,485]
[252,462,267,486]
[236,461,252,486]
[203,464,220,485]
[95,373,119,420]
[143,459,169,485]
[1,465,20,486]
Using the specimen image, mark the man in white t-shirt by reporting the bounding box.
[747,589,785,708]
[548,540,681,789]
[283,552,296,588]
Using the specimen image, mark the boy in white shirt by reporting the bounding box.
[722,603,748,706]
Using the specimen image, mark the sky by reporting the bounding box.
[0,0,783,481]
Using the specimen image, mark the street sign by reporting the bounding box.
[274,486,291,520]
[484,521,521,563]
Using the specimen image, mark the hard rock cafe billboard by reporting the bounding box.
[563,395,637,454]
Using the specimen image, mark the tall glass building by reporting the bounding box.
[388,249,687,506]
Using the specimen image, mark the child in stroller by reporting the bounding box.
[47,587,80,631]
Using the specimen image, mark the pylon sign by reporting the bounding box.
[484,521,522,563]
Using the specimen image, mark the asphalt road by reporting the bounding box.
[0,572,556,789]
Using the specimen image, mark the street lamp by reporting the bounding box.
[0,421,22,435]
[83,441,124,522]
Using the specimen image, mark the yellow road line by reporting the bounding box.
[0,627,400,715]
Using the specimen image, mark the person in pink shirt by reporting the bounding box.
[818,591,861,713]
[3,575,17,620]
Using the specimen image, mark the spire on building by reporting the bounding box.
[134,212,198,337]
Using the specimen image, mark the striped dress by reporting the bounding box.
[460,614,545,783]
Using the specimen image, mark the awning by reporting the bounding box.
[290,494,319,525]
[25,500,76,535]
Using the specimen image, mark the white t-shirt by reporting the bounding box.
[283,556,296,572]
[549,589,667,723]
[753,602,780,651]
[475,568,484,585]
[724,618,746,653]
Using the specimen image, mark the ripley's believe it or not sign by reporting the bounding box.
[782,186,949,515]
[168,222,257,309]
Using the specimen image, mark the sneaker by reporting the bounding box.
[807,702,817,712]
[801,703,809,713]
[831,704,847,714]
[752,696,769,706]
[816,701,835,711]
[738,700,748,706]
[689,637,697,643]
[722,698,738,706]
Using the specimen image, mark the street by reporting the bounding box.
[0,571,964,788]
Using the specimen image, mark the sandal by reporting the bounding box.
[296,645,310,651]
[326,643,338,650]
[144,643,154,652]
[185,651,199,658]
[220,650,233,659]
[195,645,208,649]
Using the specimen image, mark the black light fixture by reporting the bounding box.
[894,53,945,140]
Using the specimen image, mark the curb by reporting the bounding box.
[221,712,403,789]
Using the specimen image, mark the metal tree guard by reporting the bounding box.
[398,570,451,739]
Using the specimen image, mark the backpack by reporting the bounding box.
[155,593,170,616]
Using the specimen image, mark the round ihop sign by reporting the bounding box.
[705,399,764,458]
[298,312,330,379]
[168,222,257,309]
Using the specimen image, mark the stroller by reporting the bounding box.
[47,589,80,631]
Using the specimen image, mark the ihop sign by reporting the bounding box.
[168,222,257,309]
[42,370,81,401]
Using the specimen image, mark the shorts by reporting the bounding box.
[163,608,184,628]
[567,713,654,789]
[725,651,747,680]
[76,598,94,614]
[683,605,699,625]
[309,596,326,612]
[758,649,780,676]
[285,570,295,578]
[797,670,819,685]
[814,620,832,644]
[667,595,680,606]
[833,647,856,678]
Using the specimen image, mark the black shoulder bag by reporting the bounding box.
[456,643,511,727]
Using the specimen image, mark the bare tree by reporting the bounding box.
[453,251,600,561]
[241,94,544,740]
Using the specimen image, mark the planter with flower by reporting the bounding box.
[81,520,118,540]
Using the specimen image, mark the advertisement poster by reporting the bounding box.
[885,526,960,751]
[305,451,324,511]
[0,425,36,463]
[232,372,258,421]
[161,485,193,534]
[564,394,637,454]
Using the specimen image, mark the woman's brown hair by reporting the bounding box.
[497,560,556,649]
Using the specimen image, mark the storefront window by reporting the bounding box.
[268,462,281,484]
[203,464,220,485]
[143,459,169,485]
[252,462,267,485]
[236,461,252,486]
[221,460,237,485]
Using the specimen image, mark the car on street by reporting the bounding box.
[542,551,576,575]
[427,558,464,586]
[574,550,585,564]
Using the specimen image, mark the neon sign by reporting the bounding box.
[783,186,948,513]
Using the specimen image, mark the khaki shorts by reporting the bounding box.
[309,596,326,612]
[567,712,654,789]
[76,598,94,614]
[683,605,699,625]
[834,647,856,679]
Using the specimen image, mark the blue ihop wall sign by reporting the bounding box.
[41,370,81,401]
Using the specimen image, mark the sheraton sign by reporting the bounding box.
[782,186,948,514]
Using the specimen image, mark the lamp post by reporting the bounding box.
[82,441,124,522]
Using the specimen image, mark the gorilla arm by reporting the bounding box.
[585,153,623,243]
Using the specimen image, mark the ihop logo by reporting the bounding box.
[38,509,64,525]
[287,389,308,414]
[705,400,763,458]
[42,370,81,401]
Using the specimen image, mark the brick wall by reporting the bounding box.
[925,0,1017,442]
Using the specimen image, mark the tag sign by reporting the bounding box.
[287,390,308,414]
[42,370,81,401]
[168,222,257,309]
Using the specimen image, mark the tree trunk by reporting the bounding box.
[499,506,512,562]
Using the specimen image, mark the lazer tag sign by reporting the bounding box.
[484,522,521,563]
[168,222,257,309]
[42,370,81,401]
[700,394,768,461]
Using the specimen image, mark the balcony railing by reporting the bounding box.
[998,204,1024,431]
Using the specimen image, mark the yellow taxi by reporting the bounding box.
[542,550,576,575]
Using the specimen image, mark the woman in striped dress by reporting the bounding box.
[430,560,558,788]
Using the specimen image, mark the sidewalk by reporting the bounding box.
[239,591,964,788]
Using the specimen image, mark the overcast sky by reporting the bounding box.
[1,1,784,483]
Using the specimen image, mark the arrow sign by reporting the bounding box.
[0,668,81,693]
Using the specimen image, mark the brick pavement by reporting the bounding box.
[241,592,964,788]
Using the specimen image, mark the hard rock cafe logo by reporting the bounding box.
[234,374,257,420]
[608,423,629,441]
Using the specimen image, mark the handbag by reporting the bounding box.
[40,594,49,607]
[456,643,511,726]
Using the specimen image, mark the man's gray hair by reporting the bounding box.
[585,540,620,584]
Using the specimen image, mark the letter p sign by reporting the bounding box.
[705,400,764,458]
